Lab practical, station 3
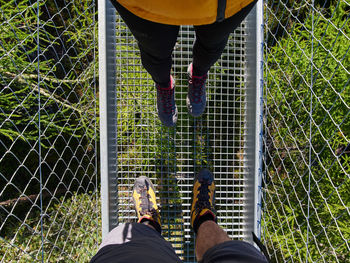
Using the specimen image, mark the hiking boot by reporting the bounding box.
[190,168,216,233]
[133,176,161,233]
[156,76,178,127]
[186,63,208,117]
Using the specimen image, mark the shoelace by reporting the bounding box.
[189,74,207,103]
[158,87,174,114]
[195,181,211,213]
[139,186,158,219]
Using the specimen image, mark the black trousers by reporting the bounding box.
[111,1,256,87]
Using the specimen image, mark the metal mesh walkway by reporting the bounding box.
[111,10,261,262]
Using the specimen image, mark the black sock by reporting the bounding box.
[141,218,162,234]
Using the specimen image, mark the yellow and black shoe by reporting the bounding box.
[190,168,216,233]
[133,176,162,233]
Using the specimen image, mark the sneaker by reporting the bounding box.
[156,76,178,127]
[190,168,216,233]
[186,64,208,117]
[133,176,161,233]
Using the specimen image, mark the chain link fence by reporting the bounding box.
[0,0,100,262]
[262,0,349,261]
[2,0,349,262]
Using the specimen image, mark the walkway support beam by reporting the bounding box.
[98,0,118,239]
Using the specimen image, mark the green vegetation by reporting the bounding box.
[263,0,349,261]
[0,0,97,199]
[0,0,99,262]
[1,0,348,262]
[0,193,101,262]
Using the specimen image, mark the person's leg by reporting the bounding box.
[110,1,179,127]
[195,220,230,261]
[187,2,256,117]
[91,223,182,263]
[186,1,257,117]
[190,168,220,258]
[91,176,182,263]
[97,222,160,250]
[110,1,179,87]
[192,1,257,76]
[190,169,268,262]
[195,221,269,263]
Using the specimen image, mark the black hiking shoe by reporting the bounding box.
[190,168,216,233]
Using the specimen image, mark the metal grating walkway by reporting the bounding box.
[99,2,262,262]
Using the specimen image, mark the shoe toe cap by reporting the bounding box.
[196,168,214,182]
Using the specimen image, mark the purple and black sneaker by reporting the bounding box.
[186,63,208,117]
[156,75,178,127]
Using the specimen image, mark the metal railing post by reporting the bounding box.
[254,0,264,239]
[98,0,118,239]
[245,0,264,242]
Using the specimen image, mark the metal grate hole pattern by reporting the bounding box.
[0,0,99,261]
[115,15,252,262]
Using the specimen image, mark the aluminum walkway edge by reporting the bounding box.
[99,1,263,261]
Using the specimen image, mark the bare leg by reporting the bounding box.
[195,220,230,261]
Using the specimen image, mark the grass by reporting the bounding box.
[1,192,101,262]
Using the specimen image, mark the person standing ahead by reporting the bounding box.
[110,0,257,127]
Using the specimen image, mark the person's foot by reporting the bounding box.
[190,168,216,233]
[133,176,161,233]
[156,76,178,127]
[186,64,208,117]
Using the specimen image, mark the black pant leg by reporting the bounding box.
[110,1,179,86]
[193,1,257,76]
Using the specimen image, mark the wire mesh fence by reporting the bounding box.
[262,0,349,261]
[0,0,100,262]
[3,0,348,262]
[112,9,260,262]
